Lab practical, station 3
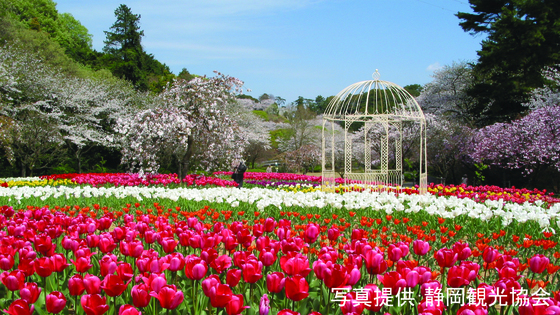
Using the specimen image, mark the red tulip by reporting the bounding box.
[377,271,406,295]
[116,263,134,283]
[184,255,208,280]
[529,254,550,274]
[98,235,117,254]
[493,278,521,305]
[482,246,500,264]
[35,256,54,277]
[447,266,475,288]
[119,305,142,315]
[148,273,169,292]
[285,275,309,301]
[226,294,250,315]
[387,244,404,262]
[69,274,86,296]
[3,299,34,315]
[452,242,472,261]
[46,291,67,314]
[201,248,218,265]
[86,235,100,249]
[226,268,242,288]
[202,275,221,299]
[279,253,311,277]
[322,263,348,288]
[71,256,93,273]
[81,294,110,315]
[131,283,151,308]
[263,218,277,233]
[303,223,319,244]
[327,227,340,241]
[0,254,14,270]
[223,235,239,251]
[20,282,41,303]
[412,239,430,256]
[160,237,178,254]
[99,255,118,277]
[164,253,185,272]
[339,291,366,315]
[211,255,232,274]
[253,224,264,238]
[210,284,234,308]
[17,257,35,277]
[236,228,254,248]
[266,272,285,293]
[259,247,278,267]
[241,259,263,283]
[0,270,25,291]
[83,274,102,295]
[363,284,386,312]
[277,310,300,315]
[364,250,388,275]
[34,234,53,256]
[150,284,184,310]
[457,303,488,315]
[435,248,458,268]
[50,253,70,273]
[101,274,130,297]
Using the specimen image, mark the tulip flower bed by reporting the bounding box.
[0,174,559,315]
[6,172,556,206]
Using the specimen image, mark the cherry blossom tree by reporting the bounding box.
[228,100,271,169]
[471,106,560,175]
[417,61,476,125]
[116,71,249,177]
[0,42,139,174]
[281,144,321,174]
[472,66,560,183]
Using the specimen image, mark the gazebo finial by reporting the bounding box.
[372,69,380,80]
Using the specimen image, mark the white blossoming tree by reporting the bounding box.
[116,71,248,177]
[0,42,138,174]
[228,100,271,169]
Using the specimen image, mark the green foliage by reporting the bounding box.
[404,84,422,97]
[103,4,146,90]
[259,93,271,101]
[474,163,488,184]
[0,14,83,76]
[269,129,290,149]
[2,0,95,66]
[457,0,560,125]
[252,110,268,121]
[237,94,259,102]
[177,68,196,82]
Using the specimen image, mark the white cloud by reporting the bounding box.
[426,62,443,72]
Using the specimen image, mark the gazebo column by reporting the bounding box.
[344,120,352,178]
[331,121,335,172]
[393,121,403,186]
[364,122,371,173]
[380,118,389,183]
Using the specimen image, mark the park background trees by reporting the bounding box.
[1,0,559,191]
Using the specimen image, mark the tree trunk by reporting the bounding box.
[76,149,82,174]
[177,135,194,179]
[177,159,183,180]
[21,162,26,177]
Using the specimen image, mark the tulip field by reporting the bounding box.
[0,172,559,315]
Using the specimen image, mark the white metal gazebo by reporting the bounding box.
[321,70,428,193]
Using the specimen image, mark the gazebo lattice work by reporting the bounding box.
[321,70,427,193]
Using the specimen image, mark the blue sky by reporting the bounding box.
[54,0,483,103]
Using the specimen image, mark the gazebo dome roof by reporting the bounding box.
[324,70,425,121]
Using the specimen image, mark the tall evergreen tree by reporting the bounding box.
[457,0,560,126]
[103,4,146,90]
